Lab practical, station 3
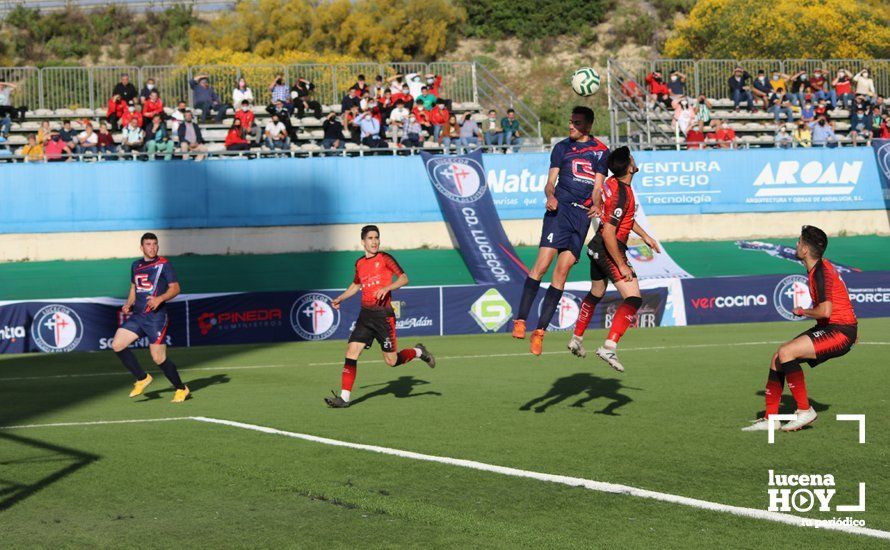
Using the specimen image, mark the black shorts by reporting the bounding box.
[587,233,636,283]
[797,323,857,367]
[348,308,397,352]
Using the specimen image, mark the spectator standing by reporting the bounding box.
[44,129,71,162]
[235,100,262,145]
[113,74,138,104]
[122,118,145,154]
[768,88,795,124]
[501,109,522,152]
[291,77,322,118]
[190,75,230,124]
[404,73,424,99]
[852,69,876,104]
[269,74,291,111]
[459,113,483,152]
[429,102,450,142]
[224,118,251,152]
[810,116,837,148]
[322,111,345,151]
[849,105,872,146]
[644,70,671,110]
[728,66,754,112]
[96,122,117,156]
[18,134,43,161]
[793,122,812,147]
[483,109,503,150]
[146,114,174,160]
[76,123,99,157]
[177,110,207,161]
[233,78,254,107]
[751,70,773,111]
[439,114,460,150]
[0,81,27,122]
[667,69,688,105]
[264,113,290,151]
[831,69,854,110]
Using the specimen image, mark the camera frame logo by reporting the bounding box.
[290,293,340,341]
[30,304,84,353]
[427,156,487,203]
[773,274,813,321]
[470,288,512,332]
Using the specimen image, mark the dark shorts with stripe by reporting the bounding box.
[348,308,397,352]
[798,323,857,367]
[587,233,636,283]
[120,312,170,345]
[539,202,591,260]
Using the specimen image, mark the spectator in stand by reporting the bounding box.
[685,120,706,149]
[404,73,425,99]
[224,118,251,152]
[121,100,144,130]
[483,109,503,150]
[619,77,646,109]
[0,110,9,139]
[36,120,52,144]
[235,99,262,145]
[18,134,43,161]
[59,120,79,152]
[814,98,829,121]
[388,74,405,94]
[96,122,117,156]
[267,100,296,141]
[141,89,164,129]
[340,87,362,114]
[269,74,292,112]
[770,70,790,103]
[139,78,157,103]
[800,100,815,124]
[44,129,71,162]
[76,122,99,157]
[849,105,873,146]
[105,94,126,132]
[831,69,854,110]
[673,97,697,136]
[354,108,387,150]
[412,103,432,137]
[644,70,671,110]
[876,112,890,139]
[870,106,884,136]
[768,88,795,124]
[401,114,423,149]
[351,74,368,95]
[233,78,254,107]
[343,104,361,144]
[694,94,713,126]
[712,119,737,149]
[752,70,773,111]
[425,73,451,111]
[177,110,207,161]
[145,114,174,160]
[170,100,187,137]
[291,77,322,119]
[359,89,374,112]
[459,112,483,152]
[793,121,812,147]
[789,70,810,107]
[113,74,138,104]
[728,66,754,112]
[122,118,145,154]
[501,109,522,152]
[853,69,876,105]
[191,75,230,124]
[811,116,837,148]
[0,81,27,123]
[809,68,830,106]
[377,89,395,133]
[416,86,438,111]
[370,75,386,99]
[391,84,413,110]
[264,112,290,151]
[322,111,345,151]
[667,69,688,105]
[774,124,793,149]
[387,100,409,146]
[439,113,460,151]
[429,102,450,142]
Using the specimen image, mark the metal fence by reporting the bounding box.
[0,62,483,112]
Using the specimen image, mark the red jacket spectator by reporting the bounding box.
[106,96,127,120]
[429,105,450,126]
[142,96,164,120]
[714,126,736,148]
[685,128,706,149]
[235,108,255,128]
[225,127,249,147]
[427,74,443,97]
[121,109,143,129]
[877,120,890,139]
[645,72,670,96]
[391,91,413,106]
[412,105,430,126]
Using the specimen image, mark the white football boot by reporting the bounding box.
[780,407,817,431]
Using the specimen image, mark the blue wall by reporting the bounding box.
[1,147,887,234]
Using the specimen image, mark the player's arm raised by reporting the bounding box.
[147,282,180,311]
[602,223,633,282]
[544,167,559,211]
[794,300,832,320]
[122,283,136,314]
[632,220,661,253]
[332,282,361,310]
[375,273,409,302]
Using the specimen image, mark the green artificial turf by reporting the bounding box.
[2,319,888,547]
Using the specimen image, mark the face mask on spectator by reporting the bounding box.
[680,100,688,107]
[147,84,154,90]
[670,75,677,82]
[772,74,779,80]
[52,135,60,141]
[129,106,135,112]
[801,73,808,80]
[242,106,249,112]
[409,116,416,123]
[758,75,765,81]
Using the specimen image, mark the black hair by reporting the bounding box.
[507,108,515,114]
[141,232,158,244]
[800,225,828,257]
[361,225,379,239]
[358,74,365,80]
[572,106,595,126]
[608,146,632,177]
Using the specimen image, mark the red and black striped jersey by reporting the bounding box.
[597,176,636,244]
[353,252,404,310]
[808,259,857,326]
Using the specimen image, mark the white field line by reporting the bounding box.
[2,340,888,381]
[2,414,888,541]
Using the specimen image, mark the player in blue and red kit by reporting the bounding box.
[110,232,190,402]
[511,106,610,356]
[324,225,435,408]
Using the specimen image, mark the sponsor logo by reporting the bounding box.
[627,242,655,263]
[848,287,890,303]
[773,275,812,320]
[486,169,547,194]
[197,308,283,335]
[571,158,597,184]
[537,292,580,331]
[469,289,512,332]
[427,156,486,203]
[391,300,434,330]
[690,294,768,309]
[30,304,84,353]
[875,142,890,187]
[605,303,658,329]
[0,325,26,343]
[753,161,862,197]
[98,335,172,350]
[290,293,340,341]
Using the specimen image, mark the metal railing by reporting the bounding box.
[474,63,542,139]
[0,0,236,17]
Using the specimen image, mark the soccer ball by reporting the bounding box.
[571,67,601,97]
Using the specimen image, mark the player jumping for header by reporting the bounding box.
[324,225,436,408]
[743,225,858,432]
[511,106,610,356]
[110,232,190,402]
[567,147,660,372]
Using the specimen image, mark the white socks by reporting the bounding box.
[604,339,618,350]
[340,389,351,402]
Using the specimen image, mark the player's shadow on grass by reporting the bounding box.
[755,391,830,419]
[0,432,98,512]
[348,376,441,407]
[520,373,638,415]
[140,373,231,401]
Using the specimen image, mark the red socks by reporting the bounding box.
[574,292,602,337]
[342,358,357,393]
[607,296,642,343]
[783,361,810,410]
[394,348,417,366]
